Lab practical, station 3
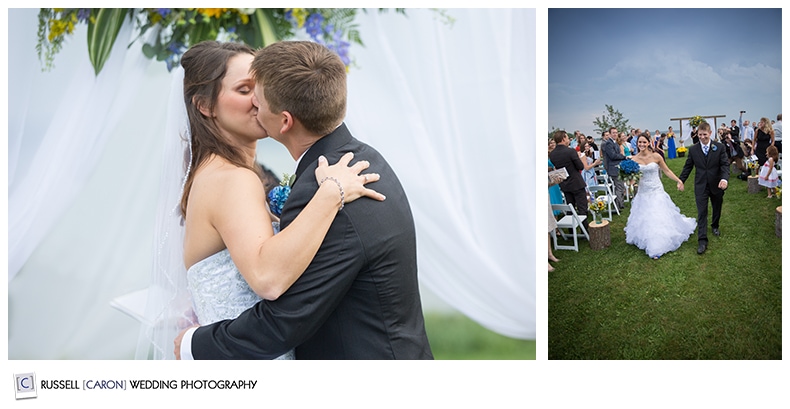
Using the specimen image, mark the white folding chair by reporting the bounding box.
[551,203,589,252]
[587,185,619,221]
[777,153,782,180]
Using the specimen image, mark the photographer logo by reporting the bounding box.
[14,372,37,399]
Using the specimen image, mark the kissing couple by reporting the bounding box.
[139,40,433,360]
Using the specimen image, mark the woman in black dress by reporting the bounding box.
[753,117,776,166]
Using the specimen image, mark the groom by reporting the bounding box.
[175,41,433,359]
[678,122,730,254]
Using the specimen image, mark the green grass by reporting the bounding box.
[548,157,782,359]
[424,313,536,359]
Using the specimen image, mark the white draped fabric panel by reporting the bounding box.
[8,8,535,358]
[345,9,535,340]
[681,120,692,147]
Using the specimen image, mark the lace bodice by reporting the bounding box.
[186,240,294,360]
[187,249,262,325]
[636,162,662,193]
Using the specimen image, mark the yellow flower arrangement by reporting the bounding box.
[689,115,706,128]
[676,146,688,153]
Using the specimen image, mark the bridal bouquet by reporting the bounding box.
[618,159,642,183]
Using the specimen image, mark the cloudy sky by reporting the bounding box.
[548,8,782,138]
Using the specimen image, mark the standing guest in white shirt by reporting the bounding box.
[773,114,782,153]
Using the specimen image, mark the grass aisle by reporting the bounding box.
[548,157,782,359]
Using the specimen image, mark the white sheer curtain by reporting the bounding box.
[9,9,152,280]
[346,9,535,339]
[8,9,170,358]
[681,120,692,147]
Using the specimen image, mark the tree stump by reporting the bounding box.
[747,175,760,194]
[776,206,782,238]
[589,220,610,250]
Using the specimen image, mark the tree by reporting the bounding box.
[592,104,630,136]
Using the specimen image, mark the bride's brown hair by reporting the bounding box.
[179,41,261,217]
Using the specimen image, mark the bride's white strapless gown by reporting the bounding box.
[186,247,295,360]
[624,162,696,258]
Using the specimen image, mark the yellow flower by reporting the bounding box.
[288,8,308,28]
[198,8,227,20]
[48,19,67,41]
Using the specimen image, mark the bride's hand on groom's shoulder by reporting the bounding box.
[316,153,386,204]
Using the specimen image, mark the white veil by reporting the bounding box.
[135,66,197,359]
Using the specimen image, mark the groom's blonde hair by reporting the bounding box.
[251,41,346,136]
[698,121,711,132]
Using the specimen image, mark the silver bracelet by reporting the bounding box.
[319,176,345,211]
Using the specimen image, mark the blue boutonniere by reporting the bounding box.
[712,144,717,152]
[268,173,295,217]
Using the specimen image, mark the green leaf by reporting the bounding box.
[252,9,279,48]
[87,8,129,75]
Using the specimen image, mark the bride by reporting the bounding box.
[137,41,383,359]
[624,134,696,259]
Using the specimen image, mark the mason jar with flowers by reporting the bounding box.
[588,198,607,225]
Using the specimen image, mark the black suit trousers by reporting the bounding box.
[694,184,723,243]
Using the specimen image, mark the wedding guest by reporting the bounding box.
[618,132,631,157]
[722,128,747,179]
[754,117,775,166]
[740,112,754,151]
[758,145,780,198]
[571,130,581,149]
[548,139,563,216]
[774,114,782,153]
[667,126,677,159]
[655,134,666,158]
[548,171,565,272]
[629,129,639,154]
[601,127,627,209]
[585,135,599,152]
[549,130,590,229]
[580,141,601,188]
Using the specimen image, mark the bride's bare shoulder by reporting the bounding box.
[195,156,259,186]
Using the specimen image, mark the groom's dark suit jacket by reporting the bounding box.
[191,123,433,359]
[679,141,730,196]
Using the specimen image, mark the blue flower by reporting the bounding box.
[268,186,291,217]
[77,9,91,23]
[712,144,717,152]
[305,13,324,40]
[267,173,295,217]
[156,8,171,18]
[618,159,643,183]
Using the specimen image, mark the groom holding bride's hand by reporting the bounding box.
[678,121,729,255]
